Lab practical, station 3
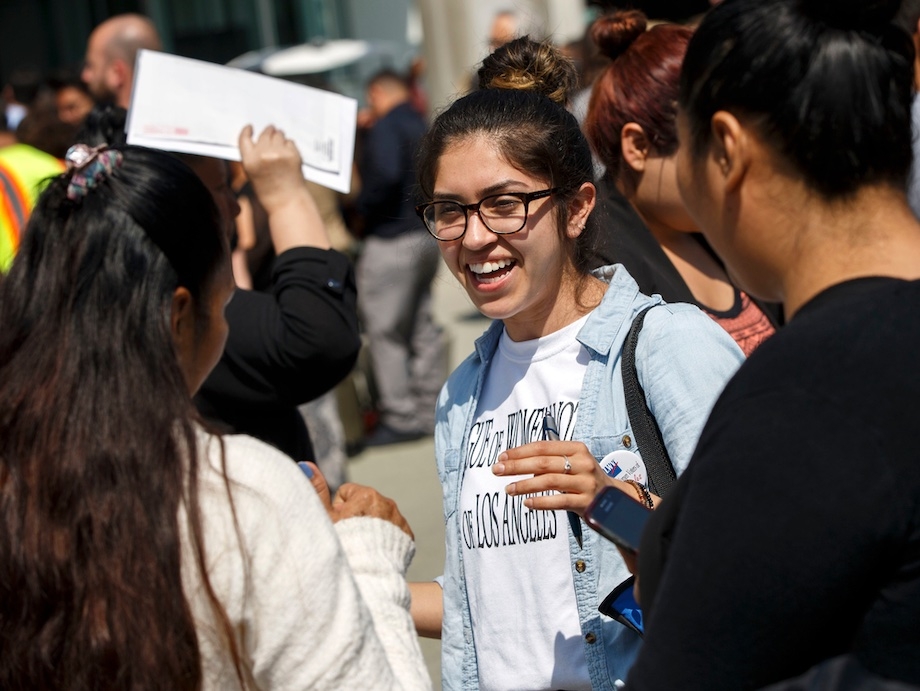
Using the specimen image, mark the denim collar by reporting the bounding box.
[472,264,655,364]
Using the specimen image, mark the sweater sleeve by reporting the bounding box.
[336,518,432,691]
[192,434,431,690]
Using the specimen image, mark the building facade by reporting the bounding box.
[0,0,587,116]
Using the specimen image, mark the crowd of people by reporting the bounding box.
[1,0,920,689]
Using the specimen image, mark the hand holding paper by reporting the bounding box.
[239,125,304,214]
[126,50,358,193]
[238,124,331,253]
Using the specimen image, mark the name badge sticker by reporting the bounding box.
[599,450,647,485]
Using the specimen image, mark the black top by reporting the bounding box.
[238,180,277,293]
[590,178,783,326]
[628,278,920,689]
[195,246,360,462]
[356,102,427,239]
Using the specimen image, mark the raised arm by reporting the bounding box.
[201,126,360,409]
[238,124,331,253]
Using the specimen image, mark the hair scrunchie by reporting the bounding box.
[65,144,124,201]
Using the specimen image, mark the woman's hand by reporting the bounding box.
[238,124,305,216]
[237,124,330,252]
[331,483,414,539]
[616,547,642,605]
[494,442,656,601]
[299,461,332,511]
[493,440,616,516]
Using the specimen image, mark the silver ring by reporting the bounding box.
[562,455,572,474]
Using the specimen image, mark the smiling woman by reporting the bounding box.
[424,132,594,341]
[410,36,746,691]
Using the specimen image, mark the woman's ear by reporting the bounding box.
[567,181,597,239]
[171,286,195,376]
[620,123,650,173]
[710,111,749,194]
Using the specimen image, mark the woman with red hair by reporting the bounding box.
[585,10,778,355]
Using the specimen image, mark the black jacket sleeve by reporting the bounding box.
[199,246,360,409]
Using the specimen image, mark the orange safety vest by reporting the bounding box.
[0,144,65,272]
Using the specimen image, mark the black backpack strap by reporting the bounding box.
[621,305,676,497]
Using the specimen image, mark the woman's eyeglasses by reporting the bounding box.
[415,188,558,241]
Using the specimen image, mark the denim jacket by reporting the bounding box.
[435,265,745,690]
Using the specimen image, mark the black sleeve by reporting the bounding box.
[589,179,698,304]
[200,246,360,408]
[626,386,910,690]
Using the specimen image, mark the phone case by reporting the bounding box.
[584,487,649,553]
[599,576,644,637]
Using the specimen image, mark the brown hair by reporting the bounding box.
[477,36,578,106]
[0,148,246,689]
[585,11,692,186]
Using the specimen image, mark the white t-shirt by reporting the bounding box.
[460,315,593,691]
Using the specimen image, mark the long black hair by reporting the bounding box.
[679,0,914,199]
[0,146,242,689]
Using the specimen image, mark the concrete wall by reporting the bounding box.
[416,0,587,114]
[338,0,586,115]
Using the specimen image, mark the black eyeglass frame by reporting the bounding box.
[415,187,560,241]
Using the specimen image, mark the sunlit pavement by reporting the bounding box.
[349,265,488,690]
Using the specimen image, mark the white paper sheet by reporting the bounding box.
[126,50,358,194]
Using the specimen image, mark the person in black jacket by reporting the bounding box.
[193,125,360,462]
[355,69,447,446]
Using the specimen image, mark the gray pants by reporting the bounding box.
[357,231,447,434]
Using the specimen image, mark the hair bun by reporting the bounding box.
[801,0,900,29]
[478,36,578,106]
[591,10,647,62]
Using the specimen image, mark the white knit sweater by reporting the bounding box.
[180,431,432,690]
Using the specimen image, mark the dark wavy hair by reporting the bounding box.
[418,37,598,275]
[0,146,243,689]
[476,35,578,106]
[680,0,914,199]
[76,103,129,148]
